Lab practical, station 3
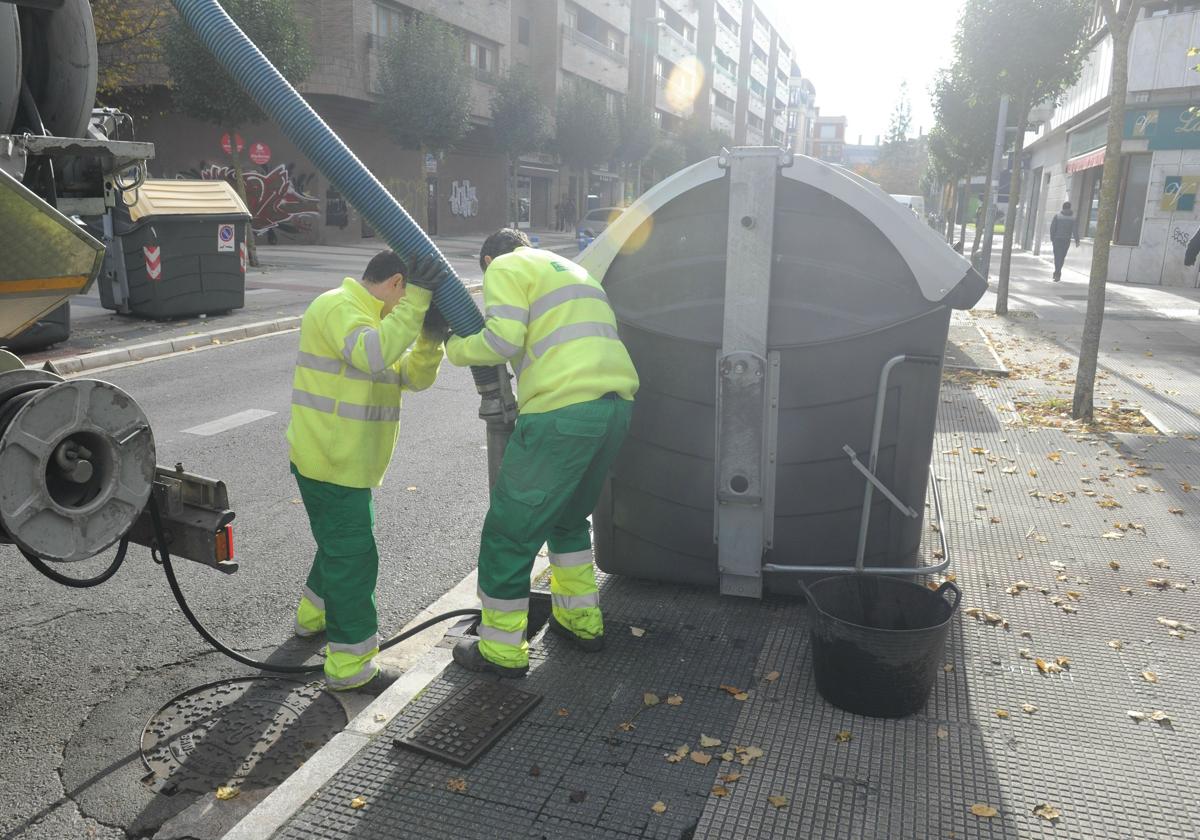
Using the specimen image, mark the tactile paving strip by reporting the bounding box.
[394,677,542,767]
[276,362,1200,839]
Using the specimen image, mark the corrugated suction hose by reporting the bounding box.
[169,0,496,387]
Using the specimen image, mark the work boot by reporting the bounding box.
[547,614,605,653]
[326,663,403,697]
[1052,271,1061,281]
[452,640,528,679]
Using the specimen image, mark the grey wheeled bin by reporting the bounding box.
[100,179,250,319]
[578,148,986,598]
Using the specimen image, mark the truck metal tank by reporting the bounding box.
[579,148,985,598]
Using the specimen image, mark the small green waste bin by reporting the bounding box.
[100,179,251,319]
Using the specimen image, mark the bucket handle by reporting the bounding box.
[935,580,961,612]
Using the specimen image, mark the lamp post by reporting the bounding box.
[636,13,666,197]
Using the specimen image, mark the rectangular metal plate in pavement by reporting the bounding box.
[393,677,541,767]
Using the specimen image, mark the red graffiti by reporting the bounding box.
[196,164,320,234]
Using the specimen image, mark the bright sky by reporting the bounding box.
[763,0,966,145]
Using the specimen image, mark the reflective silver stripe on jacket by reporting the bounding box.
[344,365,403,386]
[296,350,343,375]
[529,284,609,321]
[337,402,402,422]
[328,634,381,657]
[486,304,529,323]
[478,623,526,647]
[551,592,599,610]
[301,585,325,610]
[531,322,620,359]
[343,326,371,363]
[478,588,530,613]
[325,661,378,689]
[483,329,522,359]
[343,326,386,373]
[292,388,336,413]
[549,549,593,568]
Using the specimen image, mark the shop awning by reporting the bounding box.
[1067,148,1105,174]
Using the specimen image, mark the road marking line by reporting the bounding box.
[182,409,276,436]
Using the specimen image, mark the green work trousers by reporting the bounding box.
[477,395,633,668]
[291,463,381,689]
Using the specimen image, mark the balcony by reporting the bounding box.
[656,76,696,119]
[1129,9,1200,92]
[659,0,699,27]
[712,110,734,137]
[751,21,770,52]
[749,55,769,87]
[747,92,765,117]
[657,22,697,66]
[772,111,787,132]
[712,62,738,99]
[560,23,630,93]
[746,126,764,145]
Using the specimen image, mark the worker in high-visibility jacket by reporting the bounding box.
[444,228,638,677]
[287,250,449,693]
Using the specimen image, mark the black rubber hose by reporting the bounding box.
[150,497,481,674]
[21,539,129,588]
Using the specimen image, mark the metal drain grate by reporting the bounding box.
[393,677,541,767]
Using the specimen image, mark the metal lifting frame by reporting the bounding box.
[763,353,952,578]
[713,147,792,598]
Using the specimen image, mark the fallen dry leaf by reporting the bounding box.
[1142,671,1159,684]
[943,663,955,672]
[936,726,949,739]
[350,795,366,809]
[447,778,467,793]
[1168,508,1184,515]
[1109,560,1121,570]
[970,804,999,818]
[764,670,781,683]
[643,692,660,706]
[767,795,789,809]
[557,707,570,717]
[618,721,635,732]
[699,734,722,748]
[1152,558,1170,569]
[1108,640,1124,651]
[690,751,713,766]
[529,765,541,777]
[569,790,587,804]
[666,694,684,706]
[651,801,667,814]
[711,784,729,797]
[995,709,1010,719]
[835,730,852,743]
[215,786,239,801]
[630,626,646,637]
[733,692,749,701]
[1022,703,1039,715]
[720,772,742,783]
[719,750,735,761]
[1032,803,1062,822]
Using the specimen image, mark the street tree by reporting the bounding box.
[875,82,926,195]
[91,0,166,98]
[645,135,686,185]
[885,81,913,145]
[491,64,549,225]
[678,114,731,165]
[957,0,1093,314]
[377,12,473,207]
[1072,0,1147,421]
[164,0,312,265]
[616,101,656,199]
[929,66,1000,247]
[554,84,618,212]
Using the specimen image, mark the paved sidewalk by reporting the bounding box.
[222,249,1200,839]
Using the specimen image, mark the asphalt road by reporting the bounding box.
[0,329,493,839]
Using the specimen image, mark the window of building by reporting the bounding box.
[1144,1,1200,17]
[373,3,405,41]
[713,91,735,114]
[753,8,768,28]
[787,111,798,130]
[467,41,494,73]
[1080,166,1104,238]
[716,4,739,35]
[749,78,766,98]
[714,48,737,75]
[518,16,530,45]
[605,89,620,114]
[819,123,837,139]
[752,44,768,64]
[655,56,671,83]
[607,30,625,54]
[1114,153,1152,245]
[660,5,696,43]
[776,68,788,87]
[748,113,764,131]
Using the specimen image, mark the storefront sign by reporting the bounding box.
[1124,106,1200,150]
[1162,175,1200,212]
[249,141,271,165]
[1067,121,1108,158]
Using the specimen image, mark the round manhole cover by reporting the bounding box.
[140,677,346,795]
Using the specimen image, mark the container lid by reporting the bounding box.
[125,179,251,222]
[580,152,983,308]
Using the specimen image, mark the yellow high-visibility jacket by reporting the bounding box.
[287,278,441,488]
[445,247,638,413]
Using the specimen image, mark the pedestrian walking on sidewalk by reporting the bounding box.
[1049,202,1080,281]
[554,198,565,232]
[1183,225,1200,268]
[443,228,639,678]
[287,250,449,694]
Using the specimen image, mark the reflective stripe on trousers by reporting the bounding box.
[548,550,601,639]
[324,635,381,689]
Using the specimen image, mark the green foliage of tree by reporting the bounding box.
[885,81,913,146]
[554,84,618,209]
[616,102,656,169]
[928,66,1000,244]
[376,14,472,156]
[164,0,312,265]
[957,0,1094,312]
[646,134,686,183]
[677,114,731,166]
[1073,1,1148,420]
[91,0,166,97]
[492,64,549,223]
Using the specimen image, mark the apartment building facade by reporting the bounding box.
[810,114,848,165]
[1018,0,1200,287]
[787,74,816,154]
[127,0,794,243]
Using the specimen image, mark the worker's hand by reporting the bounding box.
[408,255,450,292]
[422,305,451,344]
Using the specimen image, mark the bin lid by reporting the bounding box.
[126,179,251,222]
[580,151,984,308]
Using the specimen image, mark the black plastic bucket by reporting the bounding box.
[803,575,961,718]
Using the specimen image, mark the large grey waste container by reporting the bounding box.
[579,148,985,598]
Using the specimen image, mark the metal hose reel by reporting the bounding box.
[0,351,156,562]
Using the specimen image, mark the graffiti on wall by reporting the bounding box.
[449,180,479,218]
[181,163,321,235]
